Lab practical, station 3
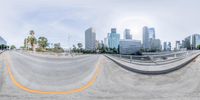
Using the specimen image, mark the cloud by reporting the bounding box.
[1,0,200,48]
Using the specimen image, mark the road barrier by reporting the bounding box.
[105,51,200,75]
[107,51,198,66]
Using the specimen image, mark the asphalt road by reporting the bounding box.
[0,51,200,100]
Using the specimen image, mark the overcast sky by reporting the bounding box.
[0,0,200,48]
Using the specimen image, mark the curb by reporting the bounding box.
[105,53,200,75]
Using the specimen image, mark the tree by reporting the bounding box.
[72,45,77,52]
[198,45,200,50]
[27,30,37,51]
[77,43,83,52]
[24,38,27,49]
[38,37,48,50]
[10,45,16,50]
[77,43,83,49]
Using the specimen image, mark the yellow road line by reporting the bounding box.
[5,54,101,95]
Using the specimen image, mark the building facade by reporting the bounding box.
[142,26,150,50]
[182,36,192,50]
[150,39,162,51]
[119,39,142,55]
[163,42,167,51]
[168,42,172,51]
[143,26,160,51]
[85,27,96,51]
[148,28,155,40]
[108,28,120,49]
[175,41,181,50]
[0,36,7,45]
[124,29,132,39]
[163,41,171,51]
[192,34,200,49]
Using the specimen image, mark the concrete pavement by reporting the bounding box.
[1,51,200,99]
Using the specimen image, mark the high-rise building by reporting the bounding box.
[104,37,108,47]
[183,36,191,50]
[108,28,120,49]
[175,41,181,50]
[143,26,157,51]
[143,26,149,50]
[85,27,96,51]
[192,34,200,49]
[168,42,172,51]
[0,36,7,45]
[119,39,141,55]
[163,42,167,51]
[163,41,171,51]
[103,33,109,47]
[182,34,200,50]
[148,28,155,40]
[150,39,162,51]
[124,29,132,39]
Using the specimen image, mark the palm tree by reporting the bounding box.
[27,30,37,51]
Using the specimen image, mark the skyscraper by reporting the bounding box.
[108,28,120,49]
[124,29,132,39]
[143,26,157,51]
[192,34,200,49]
[148,28,155,40]
[163,41,171,51]
[143,26,149,49]
[85,27,96,51]
[175,41,181,50]
[163,42,167,51]
[183,36,192,50]
[168,42,172,51]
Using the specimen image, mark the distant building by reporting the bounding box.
[181,34,200,50]
[168,42,172,51]
[150,39,162,51]
[124,29,132,39]
[104,37,108,47]
[96,40,104,49]
[143,26,150,50]
[183,36,192,50]
[104,33,109,47]
[163,41,171,51]
[148,28,155,40]
[0,36,7,45]
[119,39,142,55]
[85,27,96,51]
[163,42,167,51]
[143,26,160,51]
[108,28,120,49]
[191,34,200,49]
[175,41,181,50]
